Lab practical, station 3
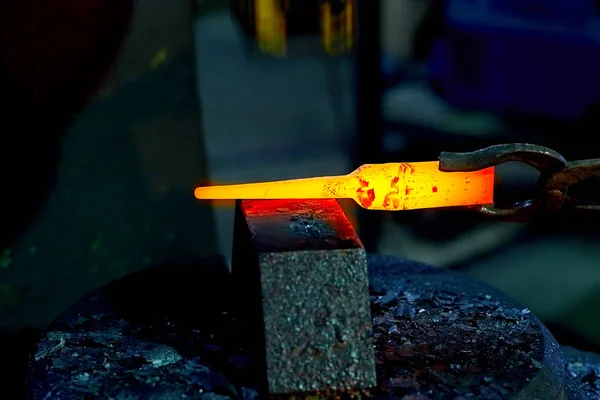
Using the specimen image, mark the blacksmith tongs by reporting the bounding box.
[438,143,600,222]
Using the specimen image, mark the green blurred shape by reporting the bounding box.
[0,282,18,312]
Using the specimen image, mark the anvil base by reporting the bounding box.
[26,255,596,399]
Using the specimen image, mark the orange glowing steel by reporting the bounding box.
[194,162,494,211]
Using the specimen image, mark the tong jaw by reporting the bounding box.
[438,143,600,222]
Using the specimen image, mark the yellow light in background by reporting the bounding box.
[345,0,354,51]
[254,0,287,56]
[320,0,355,55]
[320,2,333,54]
[195,161,494,211]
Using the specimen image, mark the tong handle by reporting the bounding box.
[438,143,600,222]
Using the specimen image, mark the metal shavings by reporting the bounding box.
[30,314,248,399]
[366,255,560,400]
[288,215,330,237]
[28,262,256,400]
[564,347,600,399]
[34,332,68,361]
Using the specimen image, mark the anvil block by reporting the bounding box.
[232,199,376,394]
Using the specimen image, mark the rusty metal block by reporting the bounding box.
[232,199,376,394]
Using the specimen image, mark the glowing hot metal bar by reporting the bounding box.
[195,161,494,211]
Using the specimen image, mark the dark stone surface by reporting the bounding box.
[563,346,600,399]
[27,254,590,399]
[232,199,376,394]
[27,258,257,400]
[366,255,564,400]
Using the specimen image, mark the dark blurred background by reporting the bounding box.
[1,0,600,391]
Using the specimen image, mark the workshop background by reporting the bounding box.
[1,0,600,393]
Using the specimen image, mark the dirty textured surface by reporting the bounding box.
[366,255,564,400]
[563,346,600,399]
[238,199,364,253]
[232,199,376,394]
[27,259,261,400]
[29,254,595,399]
